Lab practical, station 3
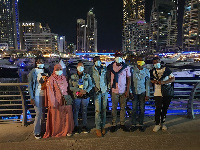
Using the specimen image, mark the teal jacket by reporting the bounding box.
[69,72,94,98]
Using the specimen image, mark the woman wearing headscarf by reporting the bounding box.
[43,64,74,138]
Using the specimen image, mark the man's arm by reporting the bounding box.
[161,76,175,84]
[146,70,150,97]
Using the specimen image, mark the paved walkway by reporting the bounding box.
[0,115,200,150]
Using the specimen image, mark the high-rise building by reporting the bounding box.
[23,24,58,52]
[0,0,20,50]
[149,0,178,53]
[87,8,97,52]
[122,0,148,53]
[77,19,87,53]
[58,36,66,53]
[183,0,200,51]
[20,21,42,50]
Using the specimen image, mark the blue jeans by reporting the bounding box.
[111,93,127,126]
[34,96,45,135]
[132,92,145,126]
[94,92,108,129]
[73,98,89,126]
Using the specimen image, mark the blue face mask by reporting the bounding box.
[37,64,44,69]
[95,61,101,67]
[154,63,161,69]
[55,70,63,76]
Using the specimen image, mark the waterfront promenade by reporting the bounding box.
[0,115,200,150]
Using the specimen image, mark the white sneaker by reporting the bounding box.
[67,133,72,137]
[35,134,41,139]
[161,124,167,131]
[153,125,161,132]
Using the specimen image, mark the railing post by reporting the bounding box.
[18,86,27,126]
[187,82,200,119]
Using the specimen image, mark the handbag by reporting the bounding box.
[55,80,73,105]
[161,84,174,97]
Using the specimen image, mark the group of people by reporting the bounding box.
[28,52,175,139]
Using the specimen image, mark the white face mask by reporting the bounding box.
[95,61,101,67]
[154,63,161,69]
[77,66,84,72]
[115,57,123,63]
[55,70,63,76]
[37,64,44,69]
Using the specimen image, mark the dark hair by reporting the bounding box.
[137,55,145,61]
[77,60,84,65]
[152,57,160,61]
[93,56,100,62]
[35,56,44,67]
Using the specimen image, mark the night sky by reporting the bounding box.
[19,0,185,51]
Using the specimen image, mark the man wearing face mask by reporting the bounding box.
[91,56,109,137]
[69,61,93,134]
[150,57,175,132]
[129,56,150,132]
[107,52,131,132]
[28,57,50,139]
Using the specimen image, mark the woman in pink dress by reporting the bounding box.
[43,64,74,138]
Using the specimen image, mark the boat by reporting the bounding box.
[0,59,19,78]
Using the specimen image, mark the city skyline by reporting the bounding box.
[18,0,184,51]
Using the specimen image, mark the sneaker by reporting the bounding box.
[110,125,117,133]
[35,134,41,139]
[138,126,145,132]
[67,133,72,137]
[102,128,106,135]
[130,125,137,132]
[120,125,129,132]
[153,125,161,132]
[96,129,102,137]
[82,126,89,133]
[73,126,80,134]
[161,123,167,131]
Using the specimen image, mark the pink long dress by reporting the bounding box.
[43,73,74,138]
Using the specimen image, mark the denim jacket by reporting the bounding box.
[28,69,38,100]
[91,65,109,94]
[130,66,150,96]
[69,72,94,98]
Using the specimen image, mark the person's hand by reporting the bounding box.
[106,88,110,92]
[80,89,86,95]
[151,80,158,84]
[94,87,99,92]
[130,93,134,99]
[125,90,129,98]
[145,96,149,101]
[78,93,83,97]
[157,81,165,85]
[30,99,35,106]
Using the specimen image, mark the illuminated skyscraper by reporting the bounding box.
[149,0,178,53]
[20,21,42,50]
[183,0,200,51]
[77,19,87,53]
[0,0,20,50]
[122,0,148,53]
[87,8,97,52]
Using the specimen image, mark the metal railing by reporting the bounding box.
[0,79,200,126]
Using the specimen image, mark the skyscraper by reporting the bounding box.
[149,0,178,53]
[183,0,200,51]
[20,21,42,50]
[122,0,148,53]
[87,8,97,52]
[0,0,20,50]
[23,24,58,52]
[77,19,87,53]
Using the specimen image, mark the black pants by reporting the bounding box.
[154,96,172,125]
